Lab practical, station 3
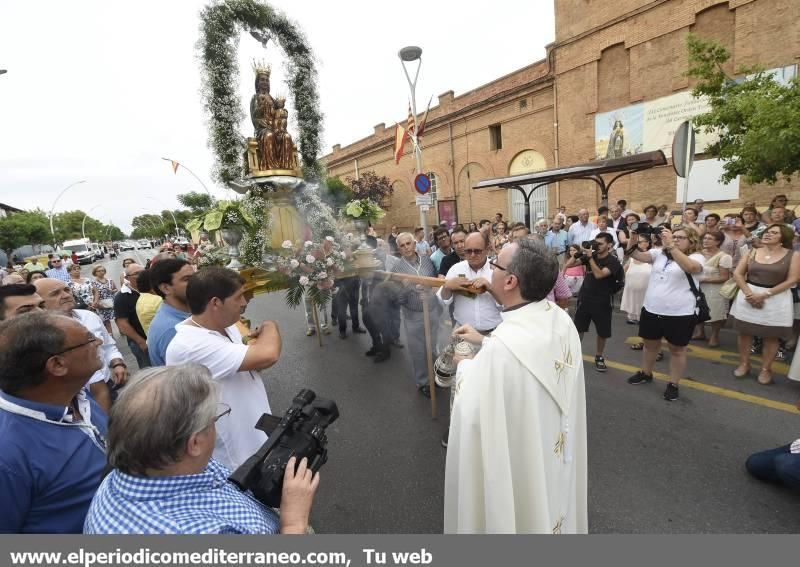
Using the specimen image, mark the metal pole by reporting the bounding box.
[147,196,180,237]
[400,56,428,242]
[50,180,87,247]
[680,120,692,214]
[81,205,102,240]
[161,158,214,199]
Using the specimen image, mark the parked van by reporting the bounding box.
[61,238,96,265]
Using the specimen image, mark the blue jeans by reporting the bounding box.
[745,444,800,489]
[127,338,152,369]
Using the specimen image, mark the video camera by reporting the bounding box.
[628,221,664,236]
[574,240,599,263]
[228,389,339,508]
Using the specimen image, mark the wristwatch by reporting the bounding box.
[109,362,127,370]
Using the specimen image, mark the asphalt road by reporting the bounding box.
[96,253,800,533]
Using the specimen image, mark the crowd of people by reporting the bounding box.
[1,195,799,535]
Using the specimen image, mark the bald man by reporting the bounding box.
[568,208,597,246]
[34,278,128,413]
[114,264,150,369]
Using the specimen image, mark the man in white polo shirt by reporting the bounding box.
[165,268,282,472]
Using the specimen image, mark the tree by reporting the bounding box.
[345,171,394,203]
[176,191,215,215]
[0,211,50,257]
[687,33,800,184]
[322,176,354,209]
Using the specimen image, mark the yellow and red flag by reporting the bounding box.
[171,160,180,174]
[417,96,433,137]
[394,124,408,164]
[406,103,416,135]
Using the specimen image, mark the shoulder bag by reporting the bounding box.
[685,270,711,323]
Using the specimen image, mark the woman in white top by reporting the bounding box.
[590,216,619,247]
[620,234,652,325]
[693,231,732,347]
[624,227,704,401]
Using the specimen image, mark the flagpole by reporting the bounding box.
[161,157,214,200]
[399,46,429,243]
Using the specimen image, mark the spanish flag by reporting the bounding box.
[171,160,180,174]
[394,124,408,164]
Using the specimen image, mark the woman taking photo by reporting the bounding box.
[69,264,98,311]
[730,224,800,384]
[693,231,732,347]
[563,244,586,297]
[625,227,705,401]
[91,265,117,334]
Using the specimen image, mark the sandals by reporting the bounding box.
[656,352,664,362]
[757,369,773,385]
[732,365,751,378]
[630,343,644,350]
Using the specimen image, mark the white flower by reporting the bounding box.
[304,241,313,248]
[282,240,293,249]
[325,235,334,242]
[299,276,310,286]
[318,271,327,279]
[326,257,334,266]
[306,254,316,264]
[340,251,347,258]
[289,259,299,268]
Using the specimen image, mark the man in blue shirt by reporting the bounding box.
[84,364,319,534]
[146,258,194,366]
[0,311,108,533]
[44,256,70,283]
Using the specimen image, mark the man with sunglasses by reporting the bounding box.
[44,256,70,283]
[444,239,587,533]
[0,312,108,533]
[34,278,127,413]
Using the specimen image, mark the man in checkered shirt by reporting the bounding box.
[84,364,319,534]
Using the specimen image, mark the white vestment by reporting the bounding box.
[444,300,588,534]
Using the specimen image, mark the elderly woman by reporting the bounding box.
[68,264,98,311]
[682,207,704,236]
[730,224,800,384]
[625,227,705,401]
[492,221,509,251]
[91,265,117,333]
[693,231,732,347]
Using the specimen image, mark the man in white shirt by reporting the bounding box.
[693,198,708,223]
[437,232,503,448]
[568,209,597,246]
[165,267,282,472]
[34,278,128,413]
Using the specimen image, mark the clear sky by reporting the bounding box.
[0,0,554,233]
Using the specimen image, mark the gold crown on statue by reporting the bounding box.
[252,59,271,77]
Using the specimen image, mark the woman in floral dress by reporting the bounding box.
[90,265,117,333]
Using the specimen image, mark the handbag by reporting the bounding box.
[98,298,114,309]
[685,271,711,323]
[719,278,738,300]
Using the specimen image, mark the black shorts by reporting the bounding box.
[638,308,697,347]
[574,298,612,338]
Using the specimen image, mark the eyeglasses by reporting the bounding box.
[51,333,101,356]
[213,403,231,423]
[436,234,450,241]
[673,236,689,241]
[489,259,507,271]
[464,249,486,256]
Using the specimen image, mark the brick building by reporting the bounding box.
[323,0,800,232]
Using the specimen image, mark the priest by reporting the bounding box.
[445,238,588,534]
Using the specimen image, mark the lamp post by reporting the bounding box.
[82,205,102,240]
[146,196,180,237]
[398,45,428,241]
[49,180,87,247]
[161,157,213,199]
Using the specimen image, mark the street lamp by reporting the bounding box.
[49,180,87,247]
[398,45,428,240]
[161,157,213,199]
[146,196,180,237]
[82,205,103,240]
[0,70,7,76]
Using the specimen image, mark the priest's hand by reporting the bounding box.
[453,323,484,346]
[445,276,471,291]
[453,352,475,365]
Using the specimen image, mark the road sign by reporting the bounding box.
[416,194,432,207]
[414,173,431,195]
[672,120,696,178]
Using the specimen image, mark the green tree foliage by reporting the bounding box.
[176,191,215,215]
[687,33,800,184]
[0,210,50,256]
[322,176,354,209]
[345,171,394,204]
[51,210,118,243]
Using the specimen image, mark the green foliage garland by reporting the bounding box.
[199,0,323,184]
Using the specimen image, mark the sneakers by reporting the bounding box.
[417,384,431,398]
[374,349,390,363]
[663,382,679,401]
[627,371,653,385]
[305,328,316,337]
[441,427,449,448]
[594,355,608,372]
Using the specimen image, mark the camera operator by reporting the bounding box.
[625,226,704,401]
[84,365,319,534]
[566,233,623,372]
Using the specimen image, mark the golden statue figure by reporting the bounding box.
[246,61,301,177]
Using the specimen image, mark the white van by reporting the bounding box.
[62,238,96,265]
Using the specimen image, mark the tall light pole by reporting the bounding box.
[82,204,102,240]
[50,180,87,247]
[161,157,214,199]
[146,196,180,237]
[398,45,428,240]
